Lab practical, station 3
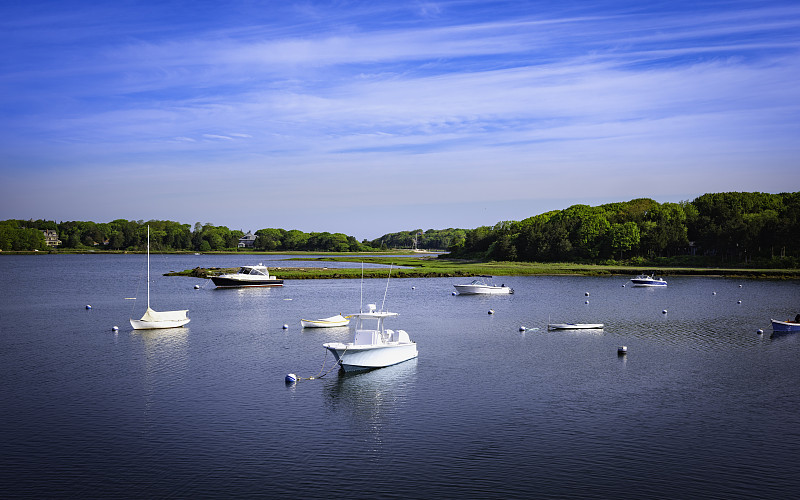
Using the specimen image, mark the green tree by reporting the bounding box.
[609,222,641,259]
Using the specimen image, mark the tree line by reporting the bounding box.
[0,219,378,253]
[447,192,800,267]
[365,228,467,250]
[4,192,798,267]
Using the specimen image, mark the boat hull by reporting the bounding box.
[301,316,350,328]
[771,319,800,332]
[548,323,604,330]
[630,280,667,287]
[211,276,284,287]
[323,343,418,372]
[130,318,190,330]
[453,285,513,295]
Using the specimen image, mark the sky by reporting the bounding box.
[1,0,799,241]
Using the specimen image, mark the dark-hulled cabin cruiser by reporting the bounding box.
[210,264,283,288]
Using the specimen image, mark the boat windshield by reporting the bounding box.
[239,267,268,276]
[356,317,383,332]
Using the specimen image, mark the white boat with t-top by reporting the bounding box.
[454,276,514,295]
[630,274,667,287]
[548,323,604,330]
[210,264,283,288]
[323,304,417,372]
[130,226,190,330]
[301,314,350,328]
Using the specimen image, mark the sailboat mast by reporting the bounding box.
[147,225,150,310]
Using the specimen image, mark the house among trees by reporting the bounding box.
[42,229,61,247]
[238,231,256,248]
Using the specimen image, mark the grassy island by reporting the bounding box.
[167,256,800,280]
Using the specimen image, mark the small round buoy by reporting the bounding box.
[739,284,743,288]
[757,329,764,335]
[618,346,627,355]
[585,292,590,296]
[112,326,119,331]
[412,286,415,290]
[285,373,297,383]
[622,284,626,287]
[585,300,589,305]
[488,309,494,315]
[452,291,457,296]
[194,284,200,289]
[737,300,742,304]
[85,305,92,310]
[662,309,668,314]
[282,324,289,329]
[519,326,526,332]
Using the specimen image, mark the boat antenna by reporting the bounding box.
[360,262,364,313]
[380,263,392,312]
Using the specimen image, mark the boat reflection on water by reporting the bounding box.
[323,359,418,437]
[134,327,190,377]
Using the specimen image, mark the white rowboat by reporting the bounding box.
[547,323,604,330]
[300,314,350,328]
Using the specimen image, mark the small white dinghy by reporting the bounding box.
[547,323,604,330]
[130,226,190,330]
[300,314,350,328]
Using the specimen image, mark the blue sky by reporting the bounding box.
[2,1,799,240]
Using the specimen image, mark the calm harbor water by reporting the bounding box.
[1,254,799,499]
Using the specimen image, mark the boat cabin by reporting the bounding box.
[352,305,410,345]
[237,266,270,276]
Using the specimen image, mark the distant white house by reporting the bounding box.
[42,229,61,247]
[238,231,257,248]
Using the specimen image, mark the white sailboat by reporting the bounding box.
[130,226,190,330]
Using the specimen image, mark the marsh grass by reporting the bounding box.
[169,256,800,280]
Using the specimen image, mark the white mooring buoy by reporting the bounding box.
[85,305,92,310]
[585,292,590,296]
[452,291,457,296]
[519,326,526,332]
[488,309,494,315]
[662,309,668,314]
[285,373,297,383]
[737,300,742,304]
[585,300,589,305]
[194,284,200,289]
[112,326,119,331]
[757,329,764,335]
[618,346,627,355]
[282,324,289,329]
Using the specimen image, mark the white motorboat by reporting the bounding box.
[453,276,514,295]
[301,314,350,328]
[210,264,284,287]
[630,274,667,287]
[130,226,190,330]
[547,323,604,330]
[323,304,417,372]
